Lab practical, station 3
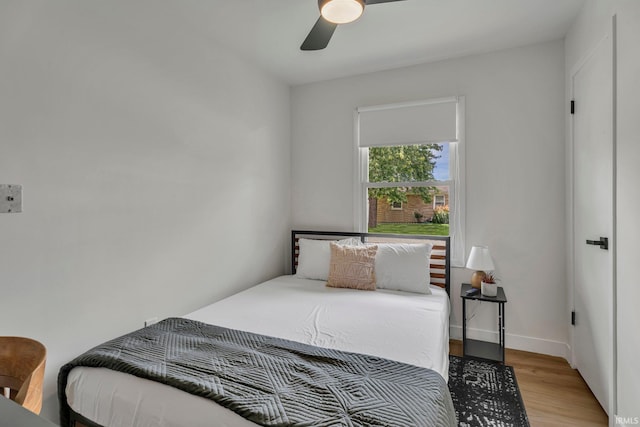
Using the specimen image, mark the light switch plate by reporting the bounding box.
[0,185,23,213]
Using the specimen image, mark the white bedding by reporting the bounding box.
[66,275,450,427]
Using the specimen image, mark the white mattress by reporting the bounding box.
[66,275,450,427]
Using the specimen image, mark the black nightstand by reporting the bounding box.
[460,283,507,363]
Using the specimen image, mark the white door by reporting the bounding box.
[572,34,614,415]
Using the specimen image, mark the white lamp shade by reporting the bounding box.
[320,0,364,24]
[466,246,495,271]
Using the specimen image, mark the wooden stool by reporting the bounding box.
[0,337,46,414]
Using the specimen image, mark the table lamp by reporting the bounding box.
[466,246,495,289]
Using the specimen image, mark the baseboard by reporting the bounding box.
[450,325,571,361]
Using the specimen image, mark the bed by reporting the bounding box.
[59,231,454,427]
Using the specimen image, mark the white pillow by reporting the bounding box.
[374,243,433,294]
[296,237,363,281]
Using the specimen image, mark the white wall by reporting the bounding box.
[614,0,640,419]
[565,0,615,70]
[0,1,290,422]
[291,41,568,358]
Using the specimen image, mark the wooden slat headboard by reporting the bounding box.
[291,230,451,296]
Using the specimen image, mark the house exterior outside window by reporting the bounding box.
[376,187,449,223]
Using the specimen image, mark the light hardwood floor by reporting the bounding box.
[450,340,608,426]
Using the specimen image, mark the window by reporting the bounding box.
[355,97,465,266]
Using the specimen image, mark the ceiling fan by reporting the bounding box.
[301,0,406,51]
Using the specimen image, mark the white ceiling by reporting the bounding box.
[175,0,586,85]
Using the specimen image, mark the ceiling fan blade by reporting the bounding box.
[365,0,406,4]
[300,17,338,51]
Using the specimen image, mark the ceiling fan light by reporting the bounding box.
[319,0,365,24]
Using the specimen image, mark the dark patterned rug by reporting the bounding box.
[448,355,530,427]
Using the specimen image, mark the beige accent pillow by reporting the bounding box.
[327,243,378,291]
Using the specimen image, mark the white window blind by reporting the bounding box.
[357,98,458,147]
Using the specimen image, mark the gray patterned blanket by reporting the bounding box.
[58,318,456,427]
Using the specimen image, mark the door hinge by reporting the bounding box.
[571,311,576,326]
[570,100,575,115]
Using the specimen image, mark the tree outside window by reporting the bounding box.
[367,144,443,228]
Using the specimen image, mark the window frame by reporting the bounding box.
[353,96,466,267]
[390,201,403,210]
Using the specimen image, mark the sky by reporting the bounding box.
[433,143,449,181]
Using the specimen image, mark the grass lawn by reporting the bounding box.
[368,223,449,236]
